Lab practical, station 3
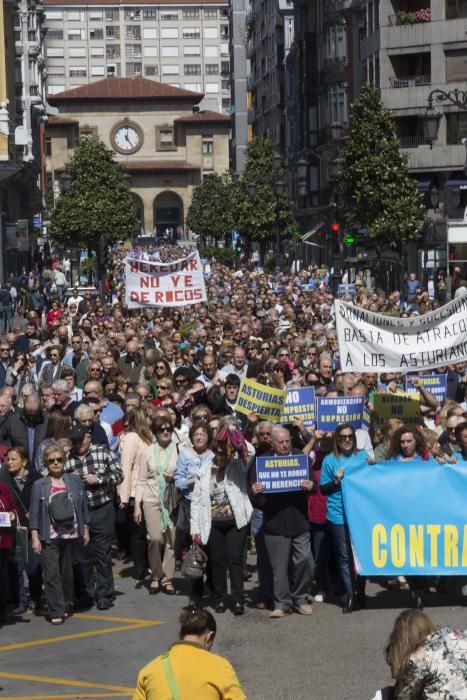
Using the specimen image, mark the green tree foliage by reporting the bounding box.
[49,137,136,251]
[186,172,234,242]
[237,138,296,244]
[337,84,424,249]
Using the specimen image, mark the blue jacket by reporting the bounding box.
[29,473,90,543]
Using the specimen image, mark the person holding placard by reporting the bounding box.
[320,424,369,614]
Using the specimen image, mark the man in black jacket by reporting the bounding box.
[251,425,315,618]
[0,393,48,466]
[14,322,39,354]
[0,341,13,389]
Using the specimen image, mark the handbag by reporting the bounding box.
[163,481,181,521]
[181,542,207,580]
[14,525,29,564]
[161,651,183,700]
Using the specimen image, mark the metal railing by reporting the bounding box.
[398,135,432,148]
[389,74,431,88]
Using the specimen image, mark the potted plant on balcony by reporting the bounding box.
[415,8,431,22]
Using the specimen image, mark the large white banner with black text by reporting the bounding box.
[335,297,467,372]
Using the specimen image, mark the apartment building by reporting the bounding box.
[43,0,232,114]
[229,0,248,172]
[246,0,294,151]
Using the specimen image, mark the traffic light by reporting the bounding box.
[235,239,242,254]
[331,223,340,236]
[343,233,355,246]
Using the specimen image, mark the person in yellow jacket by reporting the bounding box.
[133,609,247,700]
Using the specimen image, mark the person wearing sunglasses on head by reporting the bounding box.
[29,444,89,625]
[135,414,178,595]
[320,424,370,614]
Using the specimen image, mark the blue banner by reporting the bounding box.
[405,374,447,403]
[255,454,309,493]
[338,284,356,298]
[342,458,467,575]
[281,387,316,426]
[316,396,364,431]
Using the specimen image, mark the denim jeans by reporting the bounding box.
[310,522,330,592]
[328,522,354,595]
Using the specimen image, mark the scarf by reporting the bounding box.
[154,442,174,533]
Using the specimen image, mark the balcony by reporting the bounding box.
[388,8,431,26]
[399,135,432,148]
[246,9,255,27]
[389,74,431,88]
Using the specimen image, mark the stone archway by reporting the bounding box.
[153,191,184,240]
[130,192,144,236]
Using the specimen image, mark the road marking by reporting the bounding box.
[74,613,158,625]
[0,620,161,653]
[0,672,134,693]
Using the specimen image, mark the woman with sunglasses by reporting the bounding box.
[134,415,178,594]
[29,445,90,625]
[320,424,368,613]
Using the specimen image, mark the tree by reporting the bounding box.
[186,172,235,244]
[236,138,297,248]
[336,84,424,250]
[49,137,136,253]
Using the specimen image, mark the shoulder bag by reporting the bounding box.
[161,651,183,700]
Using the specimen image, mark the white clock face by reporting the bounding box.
[113,125,141,153]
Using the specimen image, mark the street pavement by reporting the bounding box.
[1,558,466,700]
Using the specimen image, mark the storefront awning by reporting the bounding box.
[445,174,467,190]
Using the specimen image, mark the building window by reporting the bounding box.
[183,28,200,39]
[126,25,141,40]
[325,24,346,62]
[205,46,219,58]
[220,8,229,18]
[68,10,85,21]
[105,9,117,21]
[161,28,178,39]
[204,27,218,39]
[45,10,62,20]
[125,8,141,20]
[202,136,213,154]
[446,113,467,143]
[126,44,142,58]
[126,62,142,76]
[106,45,120,58]
[446,0,467,18]
[222,98,231,111]
[106,27,120,39]
[221,43,229,56]
[327,83,348,124]
[91,46,105,57]
[143,8,156,20]
[206,83,219,93]
[221,61,229,74]
[184,46,201,56]
[91,66,105,76]
[144,64,158,76]
[47,85,65,94]
[205,63,219,74]
[45,137,52,156]
[221,79,229,90]
[107,64,121,76]
[160,11,178,20]
[69,67,87,77]
[184,64,201,75]
[143,27,157,39]
[220,24,229,40]
[204,9,217,18]
[69,48,86,58]
[183,8,199,19]
[90,28,103,39]
[162,64,180,75]
[89,10,103,21]
[156,125,175,150]
[47,29,63,40]
[162,46,179,57]
[68,29,85,40]
[184,82,202,91]
[143,46,157,58]
[47,48,64,58]
[202,169,214,180]
[446,49,467,81]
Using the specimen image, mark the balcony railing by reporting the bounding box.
[323,56,347,73]
[398,135,432,148]
[389,74,431,88]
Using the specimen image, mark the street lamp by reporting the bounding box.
[427,88,467,112]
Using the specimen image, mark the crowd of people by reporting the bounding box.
[0,244,466,696]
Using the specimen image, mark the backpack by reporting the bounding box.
[48,490,75,529]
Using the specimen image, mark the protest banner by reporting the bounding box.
[281,387,316,426]
[256,454,309,493]
[338,284,356,298]
[125,251,207,307]
[342,459,467,575]
[235,378,287,422]
[316,396,364,431]
[373,392,420,425]
[405,374,447,403]
[335,296,467,372]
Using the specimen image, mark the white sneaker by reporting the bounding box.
[314,591,326,603]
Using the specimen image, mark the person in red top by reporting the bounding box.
[307,431,333,603]
[0,480,18,624]
[46,300,63,332]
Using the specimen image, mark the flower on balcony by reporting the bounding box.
[415,7,431,22]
